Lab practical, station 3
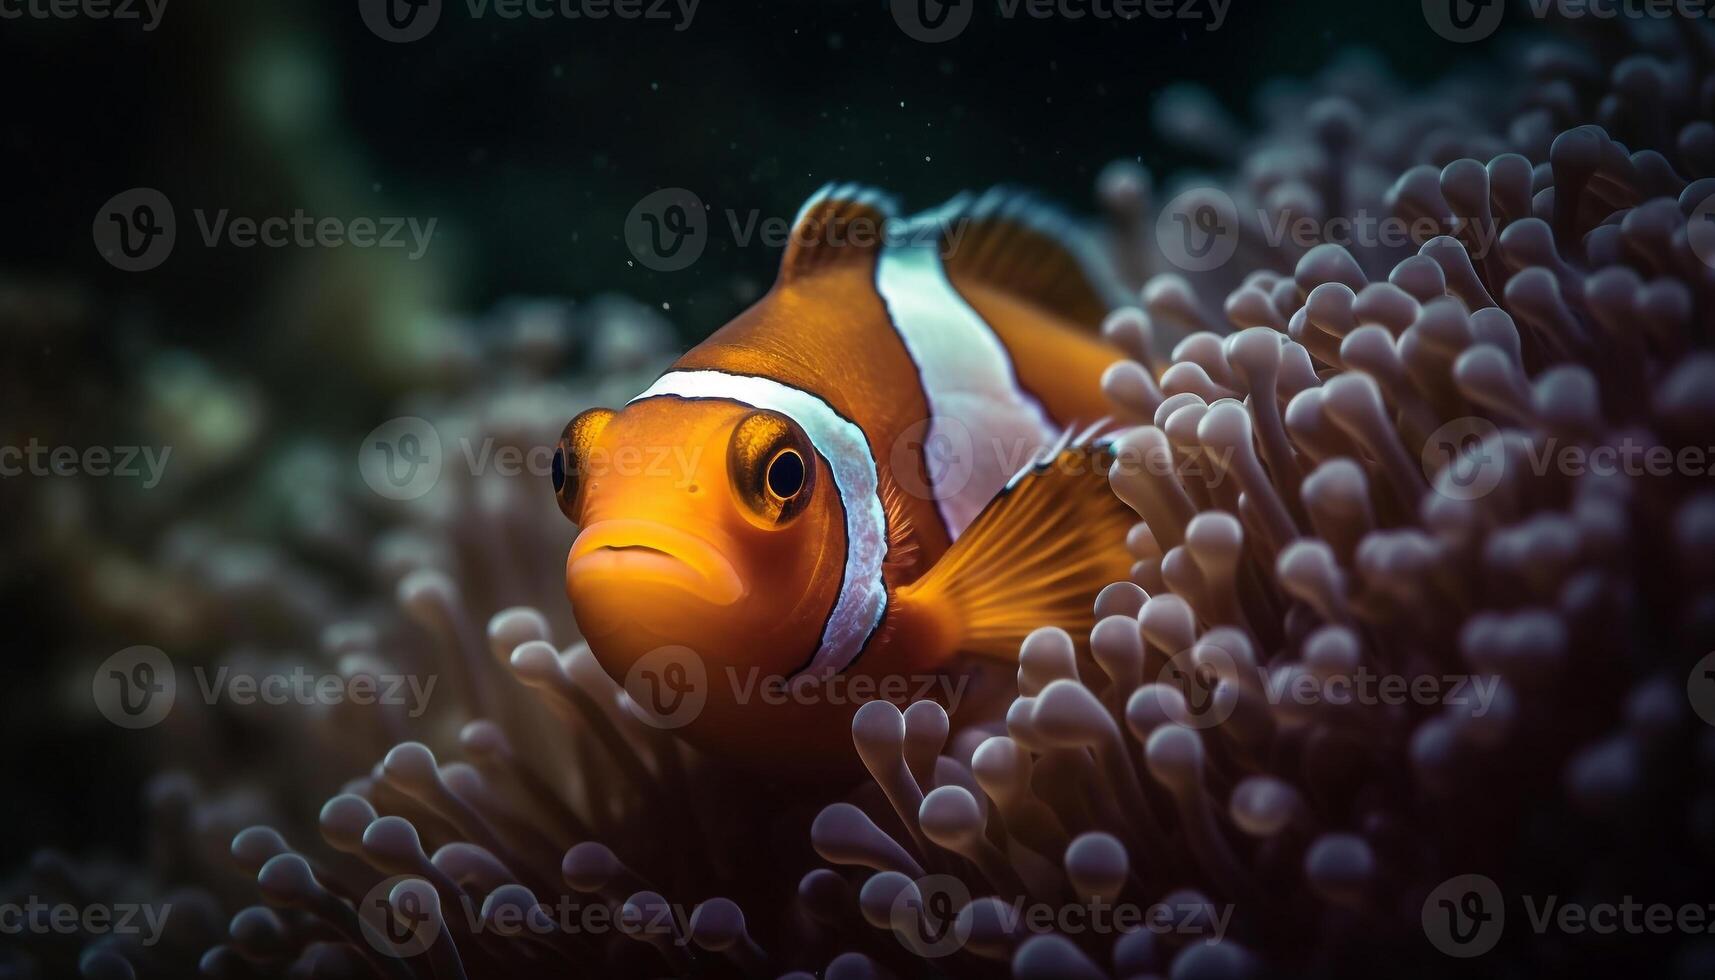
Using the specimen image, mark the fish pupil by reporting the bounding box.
[551,448,566,493]
[767,450,805,499]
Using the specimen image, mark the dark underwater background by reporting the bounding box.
[3,0,1483,866]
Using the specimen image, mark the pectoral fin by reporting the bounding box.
[895,434,1135,663]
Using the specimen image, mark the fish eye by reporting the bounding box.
[554,407,616,524]
[766,449,805,500]
[729,410,815,526]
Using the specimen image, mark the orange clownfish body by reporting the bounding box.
[555,185,1136,776]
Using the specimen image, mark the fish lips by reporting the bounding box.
[567,519,746,638]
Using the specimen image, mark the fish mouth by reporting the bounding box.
[568,520,745,607]
[600,544,671,557]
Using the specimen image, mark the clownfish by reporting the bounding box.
[554,184,1136,774]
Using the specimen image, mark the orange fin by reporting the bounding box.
[895,430,1136,662]
[778,183,899,282]
[903,187,1128,329]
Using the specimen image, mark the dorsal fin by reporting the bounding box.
[779,183,900,282]
[900,187,1128,329]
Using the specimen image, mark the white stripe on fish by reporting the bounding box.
[876,206,1058,541]
[628,369,887,676]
